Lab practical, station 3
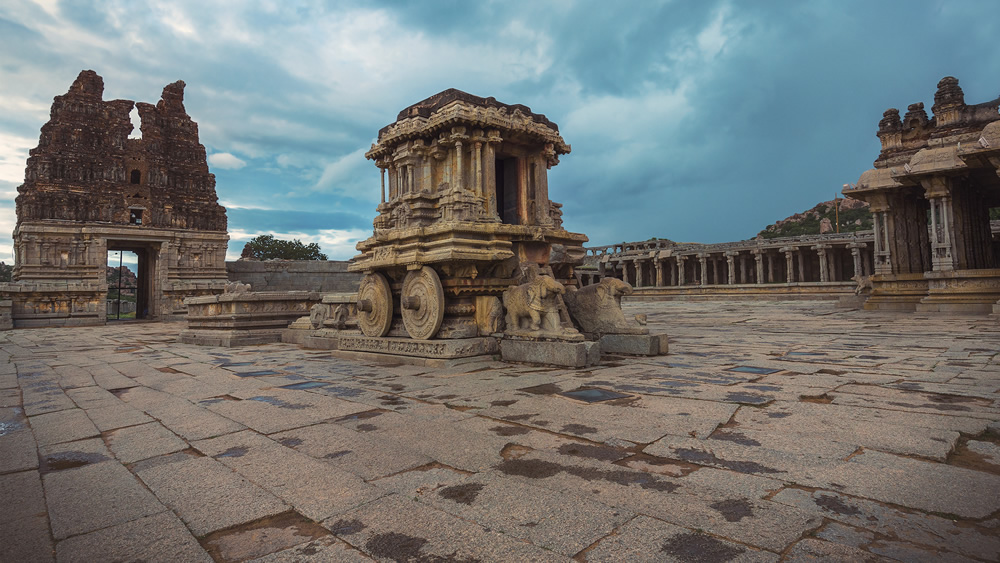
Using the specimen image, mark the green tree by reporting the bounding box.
[240,235,327,260]
[990,208,1000,220]
[0,262,12,282]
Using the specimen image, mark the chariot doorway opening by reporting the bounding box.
[494,156,519,225]
[106,242,157,320]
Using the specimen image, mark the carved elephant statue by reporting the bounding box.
[503,275,566,333]
[564,277,641,335]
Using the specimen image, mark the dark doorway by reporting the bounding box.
[494,157,519,225]
[107,250,139,320]
[107,243,157,320]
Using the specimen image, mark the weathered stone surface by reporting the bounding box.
[599,332,668,356]
[29,408,99,446]
[3,300,999,560]
[193,430,386,521]
[55,511,211,563]
[583,515,778,562]
[500,338,600,367]
[0,514,53,563]
[44,461,165,540]
[135,455,288,537]
[0,469,46,524]
[106,421,188,463]
[322,494,565,562]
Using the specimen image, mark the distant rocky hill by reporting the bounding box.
[106,265,137,288]
[757,197,872,239]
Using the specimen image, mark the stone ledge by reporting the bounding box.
[337,335,498,359]
[599,333,668,356]
[500,339,600,368]
[179,329,284,347]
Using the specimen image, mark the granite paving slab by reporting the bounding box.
[193,430,386,521]
[270,421,434,480]
[106,421,188,463]
[581,515,779,562]
[135,455,289,537]
[323,494,566,562]
[28,408,99,446]
[55,511,212,563]
[43,460,165,540]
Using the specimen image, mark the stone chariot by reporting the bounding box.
[350,89,588,342]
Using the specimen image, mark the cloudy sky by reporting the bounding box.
[1,1,998,261]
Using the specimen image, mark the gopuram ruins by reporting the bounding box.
[2,70,229,328]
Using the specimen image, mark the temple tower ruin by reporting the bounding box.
[9,70,229,326]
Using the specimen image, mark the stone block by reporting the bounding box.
[500,339,600,367]
[599,333,668,356]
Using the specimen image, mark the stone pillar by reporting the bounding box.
[797,249,806,283]
[923,178,956,272]
[654,260,664,287]
[474,141,483,197]
[677,256,687,285]
[388,165,397,199]
[872,209,892,275]
[669,258,677,286]
[380,167,386,203]
[752,250,764,284]
[725,252,737,285]
[634,260,644,288]
[454,140,464,189]
[850,244,863,279]
[739,254,748,284]
[697,254,708,286]
[406,165,414,194]
[485,130,500,217]
[781,247,795,283]
[813,244,830,282]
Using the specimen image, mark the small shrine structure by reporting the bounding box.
[844,77,1000,312]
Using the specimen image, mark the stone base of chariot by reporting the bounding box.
[283,325,500,365]
[596,333,669,356]
[500,338,601,368]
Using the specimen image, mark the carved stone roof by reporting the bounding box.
[368,88,570,160]
[392,88,558,131]
[873,76,1000,168]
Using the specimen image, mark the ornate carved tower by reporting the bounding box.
[9,70,229,326]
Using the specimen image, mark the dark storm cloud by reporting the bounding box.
[1,0,998,259]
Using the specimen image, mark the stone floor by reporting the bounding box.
[1,300,999,562]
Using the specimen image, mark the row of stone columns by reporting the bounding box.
[599,243,874,288]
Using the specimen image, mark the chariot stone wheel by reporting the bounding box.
[357,272,393,337]
[400,266,445,340]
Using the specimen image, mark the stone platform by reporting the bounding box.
[4,300,998,562]
[598,332,669,356]
[500,339,601,367]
